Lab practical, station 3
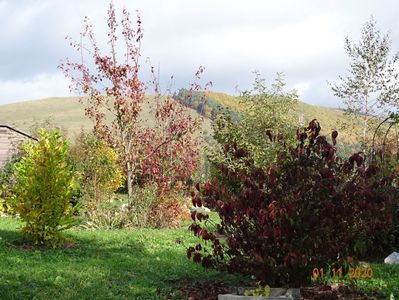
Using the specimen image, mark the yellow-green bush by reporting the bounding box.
[71,132,124,205]
[9,129,79,246]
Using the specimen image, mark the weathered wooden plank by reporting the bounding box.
[0,125,35,167]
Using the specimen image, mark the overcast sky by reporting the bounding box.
[1,0,399,107]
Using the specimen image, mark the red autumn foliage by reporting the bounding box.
[59,2,203,196]
[147,197,190,229]
[187,119,399,286]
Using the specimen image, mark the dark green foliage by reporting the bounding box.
[0,154,21,215]
[188,120,398,286]
[371,111,399,166]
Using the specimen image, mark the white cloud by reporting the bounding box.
[1,1,48,39]
[0,73,72,103]
[0,0,7,14]
[293,81,311,97]
[1,0,399,106]
[188,14,342,67]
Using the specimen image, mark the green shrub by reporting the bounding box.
[81,184,158,229]
[126,184,159,228]
[82,201,129,229]
[81,183,190,230]
[71,132,124,205]
[9,129,79,246]
[208,72,298,173]
[0,154,22,215]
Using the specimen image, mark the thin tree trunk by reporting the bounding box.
[363,115,368,146]
[363,94,369,149]
[395,125,399,161]
[127,161,133,199]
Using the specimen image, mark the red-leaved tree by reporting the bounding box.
[59,2,204,197]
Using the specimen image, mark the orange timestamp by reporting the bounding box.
[312,266,373,279]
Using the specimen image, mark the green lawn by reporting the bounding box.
[317,262,399,299]
[0,217,245,300]
[355,263,399,298]
[1,217,398,299]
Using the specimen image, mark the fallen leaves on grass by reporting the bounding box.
[166,281,229,300]
[301,284,377,300]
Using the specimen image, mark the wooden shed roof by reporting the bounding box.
[0,125,37,141]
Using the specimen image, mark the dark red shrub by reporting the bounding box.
[187,120,399,286]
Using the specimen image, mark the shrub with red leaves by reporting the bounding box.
[187,119,399,287]
[147,197,190,228]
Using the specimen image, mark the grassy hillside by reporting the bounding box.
[0,96,212,139]
[0,97,90,137]
[0,93,364,153]
[206,91,364,148]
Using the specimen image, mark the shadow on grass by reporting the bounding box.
[0,228,20,243]
[0,220,245,300]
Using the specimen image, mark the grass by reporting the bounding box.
[313,261,399,299]
[2,92,396,157]
[1,216,398,299]
[0,217,247,300]
[2,92,392,158]
[357,263,399,298]
[0,96,212,139]
[0,93,362,146]
[3,206,397,298]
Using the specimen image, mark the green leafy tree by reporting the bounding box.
[330,17,399,147]
[239,72,298,162]
[9,129,78,246]
[209,72,298,170]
